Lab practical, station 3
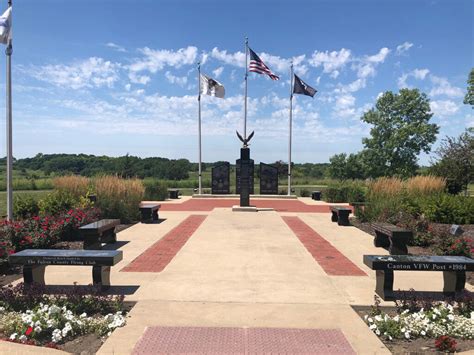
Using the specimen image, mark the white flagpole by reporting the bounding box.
[197,62,202,195]
[6,0,13,220]
[288,63,293,196]
[243,37,248,140]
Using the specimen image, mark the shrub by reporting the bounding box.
[0,235,13,265]
[94,176,144,223]
[53,175,90,199]
[38,191,78,216]
[143,179,168,201]
[299,188,310,197]
[433,235,473,258]
[435,335,457,352]
[14,195,40,219]
[421,194,474,224]
[323,181,366,203]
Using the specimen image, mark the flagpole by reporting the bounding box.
[197,62,202,195]
[243,37,248,140]
[288,63,293,196]
[6,0,13,220]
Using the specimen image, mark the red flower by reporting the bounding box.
[25,326,33,336]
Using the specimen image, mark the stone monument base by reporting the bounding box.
[231,205,275,212]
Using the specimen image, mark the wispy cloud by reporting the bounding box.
[396,41,414,56]
[106,42,127,53]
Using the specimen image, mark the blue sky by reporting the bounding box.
[0,0,472,164]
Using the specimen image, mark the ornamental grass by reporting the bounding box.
[405,176,446,197]
[93,175,144,223]
[53,175,90,199]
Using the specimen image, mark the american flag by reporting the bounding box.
[248,47,279,81]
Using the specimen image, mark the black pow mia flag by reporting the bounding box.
[293,74,317,97]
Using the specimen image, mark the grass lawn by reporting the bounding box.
[0,190,51,217]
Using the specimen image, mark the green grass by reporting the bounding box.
[0,190,51,217]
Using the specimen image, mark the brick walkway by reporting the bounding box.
[132,326,356,354]
[160,199,337,212]
[122,215,207,272]
[282,216,366,276]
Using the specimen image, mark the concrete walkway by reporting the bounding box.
[2,199,473,354]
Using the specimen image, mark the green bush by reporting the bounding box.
[323,181,366,203]
[38,191,78,216]
[420,194,474,224]
[13,195,40,219]
[143,179,169,201]
[299,188,310,197]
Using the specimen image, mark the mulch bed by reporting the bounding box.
[0,224,133,287]
[351,219,474,286]
[352,305,474,354]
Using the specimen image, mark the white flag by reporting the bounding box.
[0,7,11,45]
[200,74,225,98]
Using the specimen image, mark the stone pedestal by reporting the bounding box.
[237,148,252,207]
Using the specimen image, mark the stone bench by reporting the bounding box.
[168,189,180,199]
[372,222,412,255]
[9,249,123,290]
[330,206,352,226]
[79,219,120,250]
[139,202,161,223]
[363,255,474,301]
[311,191,321,200]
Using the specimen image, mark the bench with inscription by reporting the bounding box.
[139,202,161,223]
[9,249,123,290]
[168,189,180,199]
[372,222,412,255]
[330,206,352,226]
[79,219,120,250]
[363,255,474,301]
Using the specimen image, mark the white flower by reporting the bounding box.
[9,333,17,340]
[369,324,377,330]
[421,330,426,336]
[388,335,393,341]
[51,329,62,343]
[80,312,87,318]
[374,315,382,322]
[0,306,5,313]
[48,305,60,315]
[375,329,381,336]
[404,332,410,339]
[470,311,474,319]
[393,315,400,322]
[401,327,406,332]
[367,317,373,323]
[34,326,42,333]
[447,314,454,321]
[19,335,27,342]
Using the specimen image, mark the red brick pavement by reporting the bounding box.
[160,198,339,212]
[132,326,356,354]
[121,215,207,273]
[282,216,366,276]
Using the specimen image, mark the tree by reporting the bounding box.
[464,68,474,108]
[328,153,366,180]
[430,128,474,194]
[361,89,439,178]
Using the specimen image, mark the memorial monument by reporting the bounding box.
[259,163,278,195]
[236,131,254,207]
[211,162,230,194]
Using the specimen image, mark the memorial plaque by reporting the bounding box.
[212,162,230,194]
[236,158,254,194]
[9,249,123,266]
[259,163,278,195]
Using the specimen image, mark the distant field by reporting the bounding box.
[0,190,51,217]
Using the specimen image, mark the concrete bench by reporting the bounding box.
[139,202,161,223]
[363,255,474,301]
[372,222,412,255]
[311,191,321,200]
[330,206,352,226]
[79,219,120,250]
[168,189,180,199]
[9,249,123,290]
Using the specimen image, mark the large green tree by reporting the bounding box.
[464,68,474,108]
[361,89,439,178]
[430,128,474,194]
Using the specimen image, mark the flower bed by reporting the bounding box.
[357,295,474,353]
[0,208,100,265]
[0,283,128,351]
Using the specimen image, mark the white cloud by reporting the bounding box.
[106,42,127,53]
[429,75,464,98]
[210,47,246,68]
[396,42,414,56]
[128,72,151,85]
[397,68,429,88]
[309,48,351,77]
[30,57,120,89]
[430,100,460,117]
[165,71,188,86]
[366,47,390,63]
[129,46,198,74]
[212,66,224,78]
